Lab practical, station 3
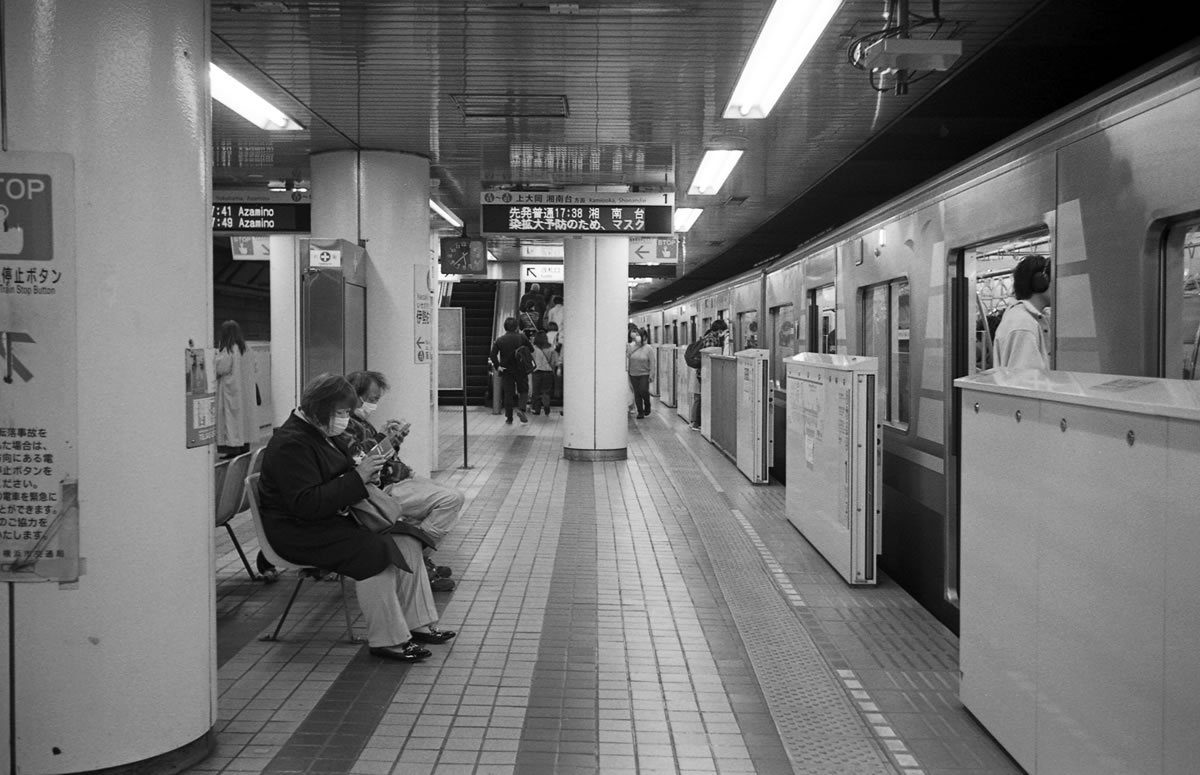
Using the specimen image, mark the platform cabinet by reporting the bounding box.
[735,349,771,483]
[299,238,367,388]
[784,353,881,585]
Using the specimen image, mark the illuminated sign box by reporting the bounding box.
[212,202,311,233]
[481,191,673,237]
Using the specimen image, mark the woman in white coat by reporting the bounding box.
[214,319,256,459]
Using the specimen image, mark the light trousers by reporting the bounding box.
[354,535,438,647]
[385,477,464,547]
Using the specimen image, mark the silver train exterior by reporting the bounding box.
[632,44,1200,632]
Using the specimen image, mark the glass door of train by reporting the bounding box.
[946,231,1051,608]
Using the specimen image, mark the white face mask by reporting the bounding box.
[357,401,378,419]
[328,415,351,436]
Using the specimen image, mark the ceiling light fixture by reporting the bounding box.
[210,64,303,131]
[430,199,464,229]
[723,0,842,119]
[674,208,703,232]
[687,150,743,196]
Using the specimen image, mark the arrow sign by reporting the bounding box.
[634,244,649,260]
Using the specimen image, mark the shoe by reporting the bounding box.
[505,418,513,424]
[517,409,527,423]
[409,627,457,645]
[544,408,551,415]
[430,577,456,592]
[424,556,452,578]
[636,413,645,419]
[690,425,701,431]
[369,642,431,662]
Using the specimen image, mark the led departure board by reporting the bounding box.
[211,202,311,233]
[480,191,673,236]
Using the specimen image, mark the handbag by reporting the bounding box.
[349,483,437,551]
[349,483,404,532]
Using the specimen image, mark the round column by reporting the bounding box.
[2,2,214,773]
[562,237,629,460]
[310,151,435,476]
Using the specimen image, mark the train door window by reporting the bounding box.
[808,284,837,354]
[1163,219,1200,379]
[861,279,911,428]
[737,309,759,350]
[964,233,1052,373]
[769,304,798,389]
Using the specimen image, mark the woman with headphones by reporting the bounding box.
[994,254,1052,369]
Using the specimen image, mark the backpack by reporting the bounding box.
[515,344,536,375]
[684,339,704,369]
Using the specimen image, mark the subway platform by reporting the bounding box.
[196,406,1023,775]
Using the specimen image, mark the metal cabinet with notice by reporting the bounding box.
[300,238,367,388]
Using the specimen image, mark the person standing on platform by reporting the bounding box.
[688,318,727,431]
[994,254,1053,370]
[214,319,255,460]
[627,327,653,419]
[544,295,564,334]
[519,282,548,330]
[528,331,560,416]
[490,317,530,424]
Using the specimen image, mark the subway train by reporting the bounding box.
[631,43,1200,632]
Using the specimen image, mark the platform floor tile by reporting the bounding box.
[198,405,1024,775]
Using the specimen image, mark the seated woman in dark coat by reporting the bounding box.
[257,373,455,662]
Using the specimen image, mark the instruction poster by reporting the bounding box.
[185,347,217,448]
[0,151,79,582]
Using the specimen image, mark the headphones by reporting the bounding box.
[1029,255,1051,294]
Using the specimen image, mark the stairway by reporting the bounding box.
[441,280,497,406]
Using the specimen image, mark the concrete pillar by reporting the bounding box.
[1,2,214,773]
[310,151,435,476]
[562,237,629,460]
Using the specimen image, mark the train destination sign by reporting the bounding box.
[212,202,311,233]
[481,191,673,236]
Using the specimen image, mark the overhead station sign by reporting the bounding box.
[212,189,311,233]
[481,191,673,237]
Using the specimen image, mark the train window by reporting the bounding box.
[964,233,1052,372]
[861,279,910,428]
[769,304,798,388]
[1166,221,1200,379]
[737,309,759,350]
[808,284,837,354]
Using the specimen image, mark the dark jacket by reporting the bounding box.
[490,330,529,372]
[258,412,405,580]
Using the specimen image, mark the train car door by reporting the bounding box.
[1161,218,1200,380]
[808,284,837,354]
[946,231,1050,607]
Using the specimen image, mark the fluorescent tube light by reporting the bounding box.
[210,64,304,131]
[723,0,843,119]
[430,199,463,229]
[674,208,703,232]
[688,150,743,196]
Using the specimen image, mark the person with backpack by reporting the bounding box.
[686,319,727,431]
[490,316,532,424]
[529,331,560,416]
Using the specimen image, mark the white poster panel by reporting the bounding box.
[0,152,78,582]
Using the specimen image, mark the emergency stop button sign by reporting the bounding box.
[0,174,52,261]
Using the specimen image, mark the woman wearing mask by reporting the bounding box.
[256,373,455,662]
[214,319,256,459]
[626,327,653,419]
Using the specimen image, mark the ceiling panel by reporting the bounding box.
[210,1,1195,305]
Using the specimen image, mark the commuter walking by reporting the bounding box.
[519,282,548,330]
[994,254,1053,369]
[544,295,564,333]
[490,317,531,424]
[627,327,652,419]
